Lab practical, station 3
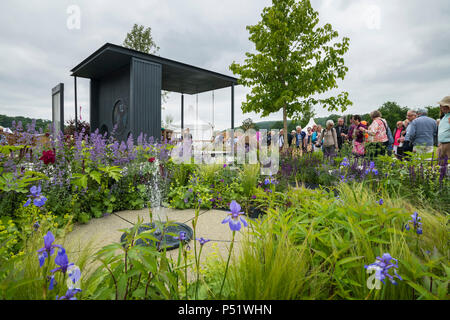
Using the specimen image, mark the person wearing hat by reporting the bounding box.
[403,108,437,155]
[437,96,450,162]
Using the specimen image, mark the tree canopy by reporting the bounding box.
[123,24,159,54]
[230,0,352,146]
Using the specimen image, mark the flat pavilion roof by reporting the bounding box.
[71,43,238,95]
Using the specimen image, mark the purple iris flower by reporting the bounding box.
[57,288,82,300]
[264,178,271,185]
[174,231,187,241]
[340,158,350,167]
[365,253,402,285]
[222,200,248,232]
[37,231,63,267]
[67,265,81,286]
[405,212,423,235]
[251,195,257,200]
[24,185,47,207]
[184,198,189,204]
[196,237,211,246]
[223,164,227,168]
[378,199,384,205]
[48,275,57,290]
[51,247,74,274]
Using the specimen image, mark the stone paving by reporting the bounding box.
[63,207,250,278]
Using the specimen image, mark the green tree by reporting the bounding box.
[229,0,352,148]
[241,118,259,131]
[123,24,160,54]
[123,24,169,106]
[426,106,441,120]
[378,101,408,131]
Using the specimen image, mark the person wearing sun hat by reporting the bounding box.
[437,96,450,162]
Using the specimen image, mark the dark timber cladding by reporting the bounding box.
[71,43,238,141]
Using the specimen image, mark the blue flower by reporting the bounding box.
[24,185,47,207]
[378,199,384,205]
[37,231,63,267]
[196,237,211,246]
[405,212,423,235]
[365,253,402,285]
[57,288,82,300]
[340,158,350,167]
[51,247,74,274]
[48,275,57,291]
[173,231,187,241]
[222,200,248,232]
[67,265,81,287]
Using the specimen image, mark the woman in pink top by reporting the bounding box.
[361,110,389,158]
[392,121,404,156]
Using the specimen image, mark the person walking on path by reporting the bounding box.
[437,96,450,163]
[316,120,339,159]
[404,108,438,155]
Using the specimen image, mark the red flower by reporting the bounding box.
[40,150,56,165]
[148,157,156,163]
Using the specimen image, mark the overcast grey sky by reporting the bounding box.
[0,0,449,130]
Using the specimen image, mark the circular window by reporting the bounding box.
[112,99,128,135]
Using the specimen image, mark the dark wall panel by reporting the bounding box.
[97,65,130,141]
[131,58,162,141]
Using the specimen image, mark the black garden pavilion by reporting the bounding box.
[70,43,238,141]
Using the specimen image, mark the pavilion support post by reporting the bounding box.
[74,76,78,131]
[181,93,184,131]
[231,84,235,129]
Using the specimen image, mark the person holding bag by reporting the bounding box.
[316,120,339,159]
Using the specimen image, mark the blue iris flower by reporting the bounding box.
[365,253,402,285]
[51,247,74,275]
[57,288,82,300]
[37,231,63,267]
[196,237,211,246]
[24,185,47,207]
[405,212,423,235]
[174,231,187,241]
[222,200,248,232]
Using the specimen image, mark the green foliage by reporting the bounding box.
[230,0,352,144]
[123,24,159,54]
[378,101,408,131]
[0,114,50,132]
[204,185,449,300]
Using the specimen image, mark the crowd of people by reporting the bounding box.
[275,95,450,163]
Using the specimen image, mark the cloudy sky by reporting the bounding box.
[0,0,449,131]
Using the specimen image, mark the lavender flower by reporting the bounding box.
[222,200,248,232]
[365,253,402,285]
